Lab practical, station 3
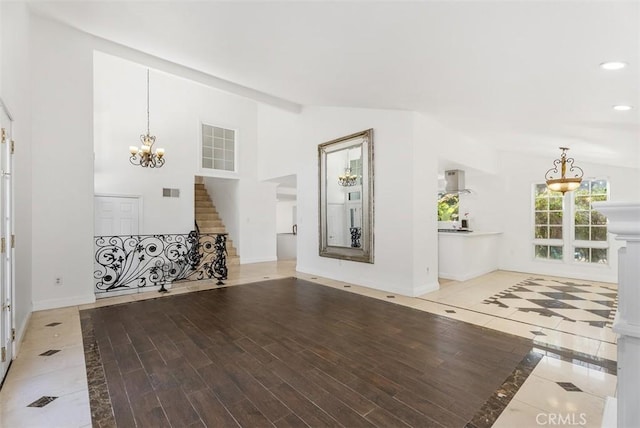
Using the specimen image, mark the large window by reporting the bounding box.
[533,179,609,264]
[437,193,459,221]
[201,124,235,172]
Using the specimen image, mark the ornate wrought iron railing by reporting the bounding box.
[93,230,228,296]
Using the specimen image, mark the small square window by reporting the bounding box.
[202,124,236,172]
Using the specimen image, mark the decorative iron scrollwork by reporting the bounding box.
[94,231,228,295]
[350,227,361,248]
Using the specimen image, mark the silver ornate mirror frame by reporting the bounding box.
[318,129,374,263]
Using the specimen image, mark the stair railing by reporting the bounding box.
[93,229,228,296]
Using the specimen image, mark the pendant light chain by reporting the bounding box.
[146,69,150,135]
[129,67,166,168]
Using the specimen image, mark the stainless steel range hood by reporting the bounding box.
[444,169,471,194]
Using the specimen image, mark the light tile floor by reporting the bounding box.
[0,263,617,427]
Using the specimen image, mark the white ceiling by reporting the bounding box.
[29,1,640,168]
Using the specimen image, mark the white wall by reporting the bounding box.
[1,2,33,344]
[260,106,419,295]
[94,50,277,264]
[29,15,96,310]
[276,200,296,234]
[26,16,281,309]
[203,177,239,245]
[257,104,302,182]
[94,52,257,235]
[497,150,640,283]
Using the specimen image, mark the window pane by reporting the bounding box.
[224,129,235,139]
[202,135,213,149]
[213,159,224,169]
[535,198,548,210]
[213,137,224,149]
[574,247,590,262]
[213,126,224,137]
[202,124,213,137]
[575,226,589,240]
[535,212,548,225]
[575,196,590,210]
[549,226,562,239]
[438,194,459,221]
[225,160,234,171]
[548,197,563,210]
[202,158,213,169]
[535,245,548,259]
[203,147,212,158]
[535,226,548,239]
[591,194,607,203]
[549,246,563,260]
[591,211,607,225]
[575,211,589,225]
[592,248,608,264]
[576,181,590,194]
[592,227,607,241]
[591,180,607,195]
[549,212,563,225]
[535,184,548,196]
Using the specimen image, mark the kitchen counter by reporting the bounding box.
[438,231,502,281]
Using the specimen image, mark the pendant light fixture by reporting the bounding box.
[545,147,583,194]
[129,69,165,168]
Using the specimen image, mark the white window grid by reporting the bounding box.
[532,179,610,265]
[201,124,236,173]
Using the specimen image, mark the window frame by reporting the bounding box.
[531,179,610,266]
[198,122,239,178]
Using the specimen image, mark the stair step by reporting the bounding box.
[198,220,223,228]
[193,182,239,264]
[200,227,227,234]
[195,207,219,215]
[196,214,221,222]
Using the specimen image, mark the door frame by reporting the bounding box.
[0,96,15,383]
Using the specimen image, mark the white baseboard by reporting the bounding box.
[412,281,440,297]
[13,310,32,357]
[438,267,497,282]
[240,256,278,265]
[295,265,414,297]
[32,294,96,311]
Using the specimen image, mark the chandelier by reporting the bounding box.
[545,147,583,194]
[338,168,358,187]
[129,69,165,168]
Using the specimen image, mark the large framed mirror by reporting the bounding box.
[318,129,374,263]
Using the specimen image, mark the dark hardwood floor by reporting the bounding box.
[81,278,533,427]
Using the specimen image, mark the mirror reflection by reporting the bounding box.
[319,129,373,263]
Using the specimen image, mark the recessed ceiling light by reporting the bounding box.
[613,105,633,111]
[600,61,627,70]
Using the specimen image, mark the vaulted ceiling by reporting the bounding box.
[29,1,640,167]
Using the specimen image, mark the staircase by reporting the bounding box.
[194,183,240,265]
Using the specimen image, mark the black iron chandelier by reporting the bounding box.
[129,69,165,168]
